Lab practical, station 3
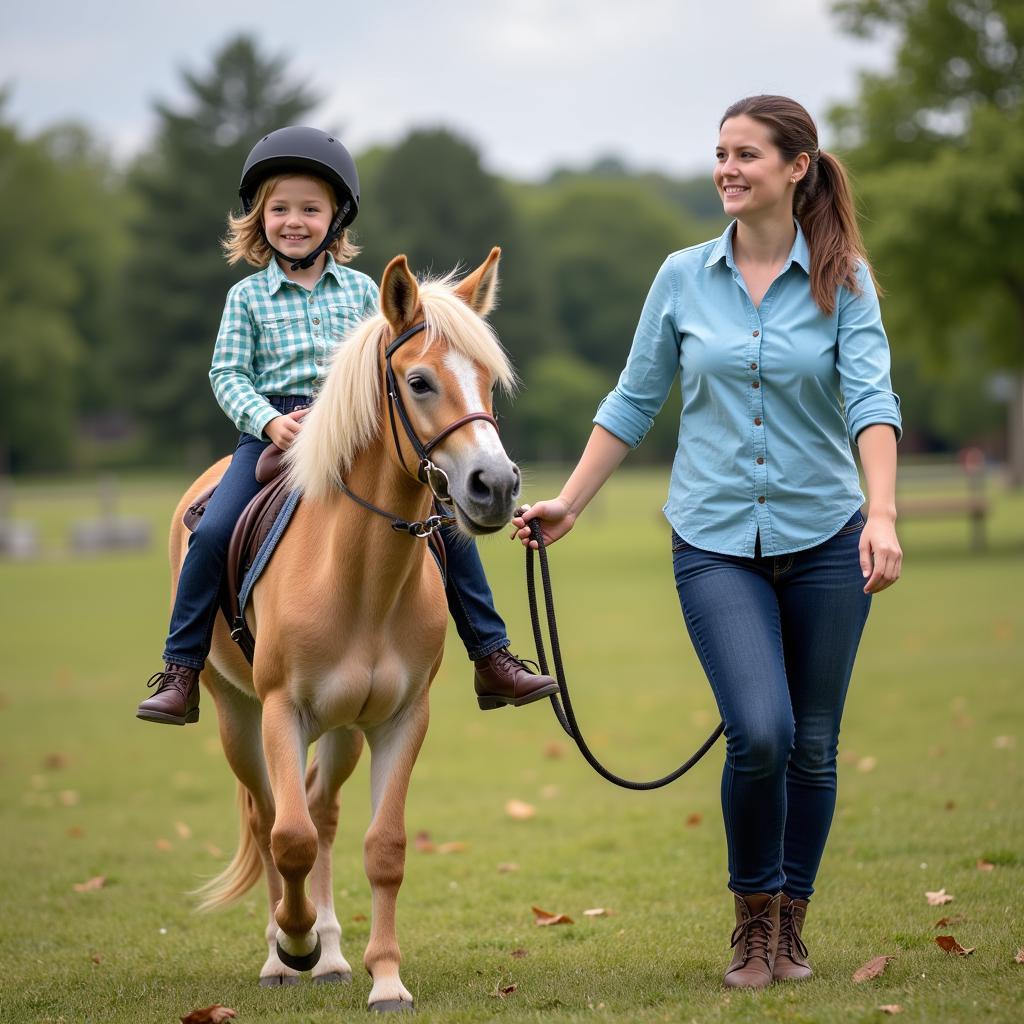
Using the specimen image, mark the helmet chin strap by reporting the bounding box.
[267,198,352,272]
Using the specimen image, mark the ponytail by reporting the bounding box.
[721,96,880,316]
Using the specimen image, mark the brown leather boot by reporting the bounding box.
[136,663,201,725]
[773,893,812,981]
[723,890,781,989]
[473,648,558,710]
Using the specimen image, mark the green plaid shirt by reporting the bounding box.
[209,254,380,438]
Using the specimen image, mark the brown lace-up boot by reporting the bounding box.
[773,893,812,981]
[723,890,781,989]
[136,663,201,725]
[473,648,558,709]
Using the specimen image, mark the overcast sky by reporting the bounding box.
[4,0,893,180]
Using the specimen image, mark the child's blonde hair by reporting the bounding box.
[222,173,361,268]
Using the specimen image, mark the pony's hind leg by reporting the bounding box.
[307,726,364,984]
[362,694,429,1012]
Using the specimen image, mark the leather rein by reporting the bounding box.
[337,321,498,538]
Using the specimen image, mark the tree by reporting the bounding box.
[0,105,125,472]
[123,36,317,463]
[831,0,1024,481]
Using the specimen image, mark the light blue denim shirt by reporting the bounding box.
[594,221,902,557]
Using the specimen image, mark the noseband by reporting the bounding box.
[336,321,500,538]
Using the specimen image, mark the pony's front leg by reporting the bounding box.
[362,694,429,1012]
[261,690,321,972]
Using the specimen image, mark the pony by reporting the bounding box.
[167,249,519,1011]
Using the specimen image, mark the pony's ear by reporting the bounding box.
[454,246,501,317]
[381,255,420,330]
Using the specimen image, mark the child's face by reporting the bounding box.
[263,176,335,262]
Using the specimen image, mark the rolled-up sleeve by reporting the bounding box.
[209,283,278,438]
[593,257,681,448]
[837,263,902,444]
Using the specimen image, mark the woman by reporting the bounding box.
[514,95,902,989]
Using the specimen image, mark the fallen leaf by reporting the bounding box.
[44,753,69,770]
[414,830,435,853]
[853,954,895,982]
[856,756,877,773]
[73,876,106,893]
[204,843,222,858]
[540,784,560,799]
[352,914,367,922]
[934,915,964,928]
[67,825,84,838]
[583,908,609,917]
[155,838,173,851]
[532,905,573,926]
[993,735,1015,749]
[944,800,955,811]
[925,888,954,906]
[438,841,467,854]
[505,800,536,820]
[175,821,192,840]
[879,1006,903,1015]
[543,741,565,759]
[976,858,994,872]
[180,1005,237,1024]
[935,935,975,956]
[492,983,517,998]
[58,790,79,806]
[90,952,102,964]
[685,812,702,828]
[497,862,520,874]
[1014,948,1024,964]
[510,948,528,958]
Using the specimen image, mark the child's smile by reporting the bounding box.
[263,175,335,262]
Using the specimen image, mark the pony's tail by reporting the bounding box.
[192,783,264,912]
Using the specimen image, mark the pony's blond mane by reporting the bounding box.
[285,274,517,502]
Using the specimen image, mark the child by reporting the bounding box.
[137,126,554,726]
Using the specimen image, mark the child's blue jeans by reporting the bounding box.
[671,510,872,899]
[163,395,508,669]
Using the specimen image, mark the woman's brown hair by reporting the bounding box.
[222,174,361,268]
[720,95,878,316]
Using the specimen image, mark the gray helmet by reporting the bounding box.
[239,126,360,227]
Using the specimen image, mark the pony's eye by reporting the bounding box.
[408,376,432,395]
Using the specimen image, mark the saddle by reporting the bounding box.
[184,446,446,666]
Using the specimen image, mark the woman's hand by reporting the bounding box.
[511,499,577,549]
[264,408,309,451]
[859,514,902,594]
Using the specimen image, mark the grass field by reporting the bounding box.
[0,467,1021,1024]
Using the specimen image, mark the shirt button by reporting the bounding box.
[752,330,760,337]
[308,296,314,304]
[756,457,765,465]
[752,381,760,389]
[758,496,766,504]
[750,362,758,370]
[312,317,320,325]
[754,417,762,426]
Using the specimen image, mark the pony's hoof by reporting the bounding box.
[369,999,415,1013]
[276,934,322,972]
[314,971,353,985]
[259,974,300,987]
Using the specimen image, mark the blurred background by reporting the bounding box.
[1,0,1021,489]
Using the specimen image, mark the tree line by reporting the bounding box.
[2,1,1022,482]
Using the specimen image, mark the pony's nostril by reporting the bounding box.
[468,469,491,502]
[511,463,522,496]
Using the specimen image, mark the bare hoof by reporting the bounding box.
[276,934,322,972]
[313,971,353,985]
[259,974,301,987]
[370,1000,415,1013]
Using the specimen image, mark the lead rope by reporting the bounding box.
[525,518,724,790]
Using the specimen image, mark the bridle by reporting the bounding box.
[337,321,500,538]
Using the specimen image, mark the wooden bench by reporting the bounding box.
[896,450,990,552]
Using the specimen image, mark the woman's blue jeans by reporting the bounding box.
[163,395,508,669]
[671,511,871,900]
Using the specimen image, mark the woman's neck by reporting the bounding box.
[733,210,796,268]
[277,252,328,290]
